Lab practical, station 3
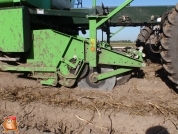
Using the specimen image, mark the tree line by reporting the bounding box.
[111,40,134,43]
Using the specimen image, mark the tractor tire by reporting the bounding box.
[160,4,178,86]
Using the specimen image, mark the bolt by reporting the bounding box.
[139,46,143,52]
[90,73,98,83]
[122,16,126,21]
[92,76,98,83]
[73,55,77,59]
[134,55,139,59]
[151,15,155,21]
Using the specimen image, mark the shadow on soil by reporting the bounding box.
[145,126,169,134]
[155,68,178,94]
[17,73,37,80]
[16,73,65,88]
[131,65,178,94]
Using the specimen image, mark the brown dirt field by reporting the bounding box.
[0,63,177,134]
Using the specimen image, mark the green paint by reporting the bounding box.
[92,0,96,7]
[96,0,133,28]
[87,0,97,67]
[13,0,20,2]
[27,30,86,86]
[27,30,85,67]
[98,48,143,67]
[0,27,144,86]
[0,0,13,2]
[110,27,125,38]
[0,0,13,6]
[0,0,147,89]
[0,66,57,72]
[87,0,133,67]
[96,68,132,81]
[41,78,58,86]
[61,58,79,69]
[88,18,97,67]
[0,7,31,52]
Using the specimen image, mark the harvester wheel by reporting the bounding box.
[116,73,131,85]
[78,66,116,91]
[160,4,178,86]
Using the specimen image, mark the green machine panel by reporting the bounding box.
[22,0,50,9]
[0,7,31,52]
[0,0,50,9]
[0,0,21,7]
[0,0,13,6]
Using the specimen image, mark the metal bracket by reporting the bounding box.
[94,68,132,81]
[0,57,20,61]
[75,0,82,8]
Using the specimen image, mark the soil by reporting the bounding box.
[0,63,177,134]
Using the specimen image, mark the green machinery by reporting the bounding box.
[0,0,177,90]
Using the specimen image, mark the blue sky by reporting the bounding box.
[78,0,178,41]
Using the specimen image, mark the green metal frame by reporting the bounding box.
[0,7,31,52]
[27,6,174,28]
[0,0,146,88]
[110,27,125,38]
[87,0,133,67]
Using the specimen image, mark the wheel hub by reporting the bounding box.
[89,72,98,83]
[77,65,116,91]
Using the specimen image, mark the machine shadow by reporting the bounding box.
[17,73,64,88]
[145,126,169,134]
[130,65,178,94]
[155,67,178,94]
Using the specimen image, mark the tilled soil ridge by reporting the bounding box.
[0,64,177,133]
[0,100,177,134]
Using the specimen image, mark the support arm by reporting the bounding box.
[96,0,133,28]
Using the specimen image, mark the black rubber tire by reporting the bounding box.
[136,26,153,45]
[136,26,161,63]
[144,44,161,63]
[160,4,178,85]
[78,66,116,91]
